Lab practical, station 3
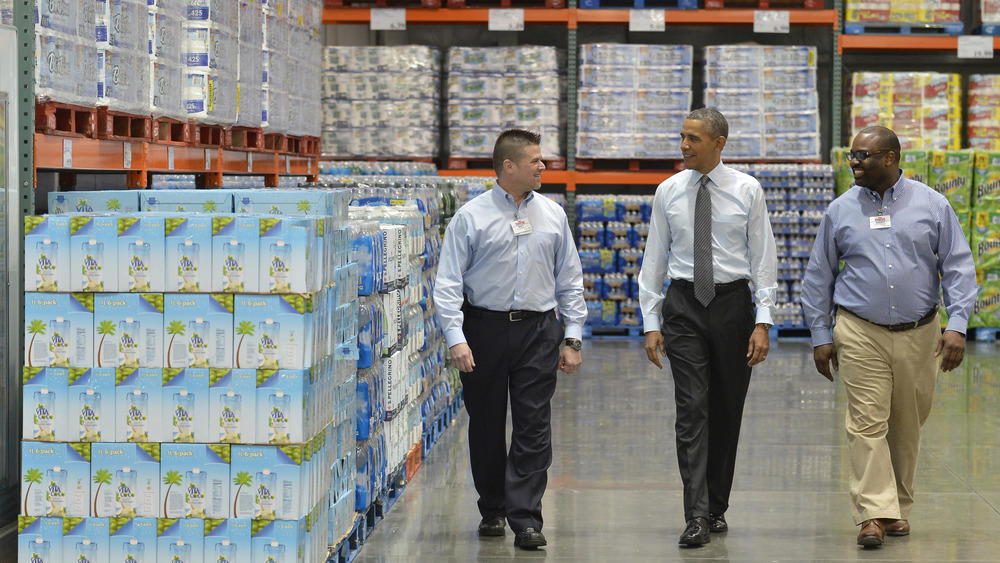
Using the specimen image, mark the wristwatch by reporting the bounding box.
[564,338,582,351]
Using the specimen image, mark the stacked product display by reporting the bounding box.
[969,75,1000,151]
[148,0,187,121]
[844,0,961,27]
[850,71,962,150]
[35,0,97,107]
[262,0,322,135]
[576,43,693,160]
[704,45,820,160]
[19,187,358,563]
[321,46,441,158]
[319,161,439,176]
[447,46,562,160]
[984,1,1000,33]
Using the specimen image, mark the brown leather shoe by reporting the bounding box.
[857,519,884,547]
[883,519,910,536]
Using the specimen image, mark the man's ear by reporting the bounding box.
[716,135,727,152]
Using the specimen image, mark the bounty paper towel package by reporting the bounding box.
[157,518,205,563]
[62,517,109,563]
[901,149,930,185]
[91,443,161,519]
[140,190,234,213]
[974,211,1000,271]
[24,293,94,369]
[162,368,210,443]
[22,367,69,442]
[256,368,309,445]
[48,191,139,214]
[973,270,1000,328]
[94,293,164,369]
[259,217,318,294]
[209,368,257,444]
[163,294,235,369]
[160,444,231,519]
[212,215,260,293]
[118,215,167,293]
[21,442,91,517]
[68,367,117,443]
[24,215,71,292]
[930,149,974,211]
[109,517,158,563]
[233,294,314,370]
[204,518,251,563]
[165,216,214,293]
[70,214,120,292]
[115,367,164,444]
[973,151,1000,208]
[18,517,63,563]
[230,445,303,520]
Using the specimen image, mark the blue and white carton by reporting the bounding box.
[165,215,213,293]
[162,368,209,443]
[230,445,303,520]
[49,190,139,214]
[118,215,166,293]
[62,517,109,563]
[204,518,251,563]
[139,189,233,213]
[22,367,70,442]
[163,294,235,369]
[70,214,120,292]
[212,215,260,293]
[21,442,91,518]
[24,293,95,369]
[69,367,117,443]
[258,217,317,294]
[116,367,164,444]
[160,444,231,520]
[251,518,305,563]
[94,293,164,369]
[91,443,161,519]
[256,369,309,445]
[209,368,257,444]
[157,518,205,563]
[109,517,158,563]
[18,516,63,563]
[233,294,314,370]
[25,215,71,292]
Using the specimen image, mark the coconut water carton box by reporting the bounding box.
[69,214,121,292]
[930,149,974,211]
[161,368,210,444]
[973,211,1000,271]
[204,518,251,563]
[25,215,71,292]
[232,189,331,216]
[91,443,161,519]
[18,516,63,563]
[24,293,95,369]
[49,190,139,214]
[109,517,158,563]
[212,215,260,293]
[164,215,213,293]
[157,518,205,563]
[21,442,91,518]
[256,368,310,445]
[973,151,1000,208]
[250,517,305,563]
[209,368,257,444]
[118,215,166,293]
[160,444,231,520]
[139,189,233,213]
[233,294,314,370]
[116,367,164,444]
[163,294,235,369]
[259,217,318,294]
[22,367,69,442]
[62,517,109,563]
[68,367,117,443]
[94,294,165,369]
[230,445,303,520]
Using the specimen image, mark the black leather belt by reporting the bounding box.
[670,278,749,294]
[465,306,549,322]
[838,305,938,332]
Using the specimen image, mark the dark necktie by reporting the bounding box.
[693,174,715,307]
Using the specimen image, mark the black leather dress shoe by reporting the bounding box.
[679,517,711,546]
[709,513,728,533]
[478,516,506,537]
[514,527,547,549]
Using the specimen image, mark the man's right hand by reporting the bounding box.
[813,343,838,382]
[644,331,666,369]
[449,342,476,373]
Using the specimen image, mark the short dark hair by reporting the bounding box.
[858,125,902,159]
[686,107,729,139]
[493,129,542,177]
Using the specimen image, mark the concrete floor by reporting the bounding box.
[355,338,1000,562]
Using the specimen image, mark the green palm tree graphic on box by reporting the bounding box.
[232,471,252,517]
[92,469,112,516]
[162,470,182,517]
[26,320,46,367]
[297,200,311,213]
[96,321,116,368]
[23,468,43,514]
[107,199,121,212]
[165,321,186,369]
[203,201,218,212]
[235,321,255,369]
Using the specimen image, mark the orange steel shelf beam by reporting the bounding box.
[575,8,838,27]
[323,7,569,25]
[438,169,672,192]
[839,34,1000,54]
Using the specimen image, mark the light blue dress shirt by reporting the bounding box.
[801,173,978,347]
[434,185,587,348]
[638,162,778,332]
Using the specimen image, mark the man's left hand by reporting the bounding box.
[746,324,770,367]
[935,330,966,372]
[559,347,581,375]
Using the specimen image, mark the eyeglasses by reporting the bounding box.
[846,150,890,163]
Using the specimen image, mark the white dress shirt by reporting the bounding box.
[638,161,778,331]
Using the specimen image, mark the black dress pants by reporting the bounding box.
[459,308,562,534]
[661,280,755,521]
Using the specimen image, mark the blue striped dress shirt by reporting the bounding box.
[434,186,588,348]
[801,173,978,347]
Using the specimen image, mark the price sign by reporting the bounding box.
[370,9,406,31]
[168,146,175,170]
[958,36,994,59]
[247,154,253,173]
[488,9,524,32]
[205,149,212,171]
[629,10,665,32]
[63,139,72,168]
[754,10,790,34]
[286,157,291,174]
[123,143,132,169]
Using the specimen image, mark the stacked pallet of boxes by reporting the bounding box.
[844,0,962,29]
[971,151,1000,327]
[148,0,187,122]
[969,75,1000,151]
[849,71,962,150]
[34,0,98,108]
[19,187,356,563]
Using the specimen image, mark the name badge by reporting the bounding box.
[870,215,891,229]
[511,218,533,236]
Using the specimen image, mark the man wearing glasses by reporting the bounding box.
[801,126,977,547]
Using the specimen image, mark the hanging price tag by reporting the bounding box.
[63,139,72,168]
[754,10,790,34]
[488,9,524,32]
[205,149,211,171]
[168,146,175,170]
[247,154,253,173]
[958,36,994,59]
[370,9,406,31]
[286,157,291,174]
[123,143,132,169]
[629,10,665,32]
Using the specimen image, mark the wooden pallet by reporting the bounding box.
[447,156,566,170]
[35,101,97,138]
[264,132,288,152]
[326,0,440,7]
[575,158,683,172]
[152,117,195,145]
[579,0,693,8]
[705,0,823,8]
[96,107,151,141]
[449,0,565,7]
[194,123,225,147]
[301,135,322,157]
[844,21,964,35]
[225,126,264,151]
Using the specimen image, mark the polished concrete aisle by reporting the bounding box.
[355,339,1000,562]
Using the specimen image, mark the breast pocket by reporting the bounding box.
[717,210,749,248]
[531,231,559,258]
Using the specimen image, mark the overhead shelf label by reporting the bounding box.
[958,36,993,59]
[754,10,790,34]
[371,8,406,31]
[123,143,131,169]
[629,10,665,33]
[489,9,524,32]
[63,139,72,168]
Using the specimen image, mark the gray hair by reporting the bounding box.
[687,108,729,139]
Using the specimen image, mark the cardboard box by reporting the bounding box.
[209,368,257,444]
[233,294,315,370]
[91,443,161,519]
[62,517,109,563]
[204,518,251,563]
[157,518,205,563]
[212,215,260,293]
[116,368,164,444]
[49,190,139,214]
[18,517,63,563]
[256,369,309,445]
[21,442,91,517]
[24,293,95,369]
[94,294,165,369]
[69,367,117,443]
[139,189,233,213]
[69,214,121,292]
[109,517,158,563]
[163,294,235,369]
[22,367,69,442]
[160,444,231,519]
[230,445,303,520]
[259,217,318,294]
[162,368,210,443]
[24,215,71,292]
[165,215,214,293]
[118,216,166,293]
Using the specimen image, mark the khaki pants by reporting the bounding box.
[833,310,940,524]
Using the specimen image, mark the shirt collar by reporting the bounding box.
[492,183,535,208]
[863,170,906,202]
[693,161,726,188]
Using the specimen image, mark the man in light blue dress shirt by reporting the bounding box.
[801,126,977,547]
[638,108,778,546]
[434,129,587,550]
